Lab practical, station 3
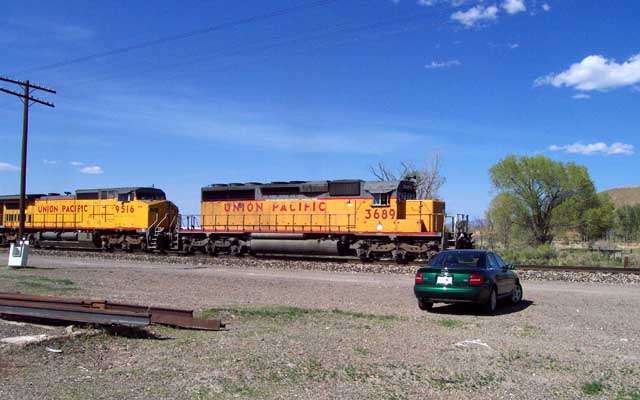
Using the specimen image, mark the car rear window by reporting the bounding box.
[428,251,486,268]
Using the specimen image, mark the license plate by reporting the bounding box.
[437,276,452,285]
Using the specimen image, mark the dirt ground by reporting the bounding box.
[1,254,639,399]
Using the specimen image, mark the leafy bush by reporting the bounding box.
[497,245,634,267]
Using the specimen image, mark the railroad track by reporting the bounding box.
[249,254,640,274]
[19,247,640,275]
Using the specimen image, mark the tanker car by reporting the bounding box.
[175,178,472,262]
[0,187,178,251]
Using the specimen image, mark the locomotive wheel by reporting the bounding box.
[182,244,194,255]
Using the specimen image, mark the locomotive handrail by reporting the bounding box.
[148,210,160,232]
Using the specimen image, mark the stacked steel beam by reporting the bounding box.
[0,292,224,330]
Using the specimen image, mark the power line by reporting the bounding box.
[11,0,339,76]
[59,9,447,90]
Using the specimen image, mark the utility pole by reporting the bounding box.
[0,77,56,242]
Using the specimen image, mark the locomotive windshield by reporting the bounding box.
[136,190,166,201]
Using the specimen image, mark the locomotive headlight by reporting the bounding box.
[376,223,383,231]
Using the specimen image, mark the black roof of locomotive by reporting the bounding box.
[201,179,416,201]
[75,187,164,194]
[0,187,165,202]
[0,194,46,201]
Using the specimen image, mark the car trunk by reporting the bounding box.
[419,267,477,288]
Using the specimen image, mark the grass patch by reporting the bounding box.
[0,274,77,295]
[501,350,529,363]
[515,323,542,337]
[582,381,604,395]
[198,305,401,322]
[437,319,464,329]
[353,346,370,355]
[616,389,640,400]
[495,244,637,267]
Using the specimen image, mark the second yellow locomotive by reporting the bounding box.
[179,178,466,261]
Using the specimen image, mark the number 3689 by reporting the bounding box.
[364,209,395,220]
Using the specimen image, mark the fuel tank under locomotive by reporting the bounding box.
[247,233,347,256]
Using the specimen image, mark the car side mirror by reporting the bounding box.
[507,264,515,270]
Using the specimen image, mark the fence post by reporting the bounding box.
[623,256,629,269]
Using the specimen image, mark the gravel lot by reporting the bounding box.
[1,253,639,399]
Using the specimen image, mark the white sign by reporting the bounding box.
[8,241,30,268]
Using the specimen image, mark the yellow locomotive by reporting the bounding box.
[179,179,469,261]
[0,187,178,250]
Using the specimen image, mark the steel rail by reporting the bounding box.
[0,298,150,327]
[0,293,224,330]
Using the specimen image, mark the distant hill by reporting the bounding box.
[602,186,640,208]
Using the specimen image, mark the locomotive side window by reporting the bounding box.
[372,192,390,206]
[136,190,166,201]
[118,192,133,202]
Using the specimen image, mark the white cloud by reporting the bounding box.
[535,54,640,91]
[548,142,634,156]
[502,0,526,14]
[451,5,499,27]
[572,93,591,100]
[79,165,104,174]
[69,161,83,166]
[43,159,57,165]
[0,162,19,171]
[425,59,462,69]
[417,0,465,5]
[542,3,551,11]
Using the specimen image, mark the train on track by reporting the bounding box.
[0,178,472,262]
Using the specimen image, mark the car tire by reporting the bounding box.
[511,282,523,304]
[485,287,497,314]
[418,299,433,311]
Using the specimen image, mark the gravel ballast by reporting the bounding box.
[26,248,640,285]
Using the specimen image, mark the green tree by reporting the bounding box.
[489,155,602,244]
[615,204,640,241]
[579,193,615,240]
[485,193,518,247]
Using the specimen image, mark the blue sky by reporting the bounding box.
[1,0,638,216]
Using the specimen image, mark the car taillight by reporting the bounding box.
[415,271,424,284]
[469,273,484,286]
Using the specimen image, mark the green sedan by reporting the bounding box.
[414,250,523,313]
